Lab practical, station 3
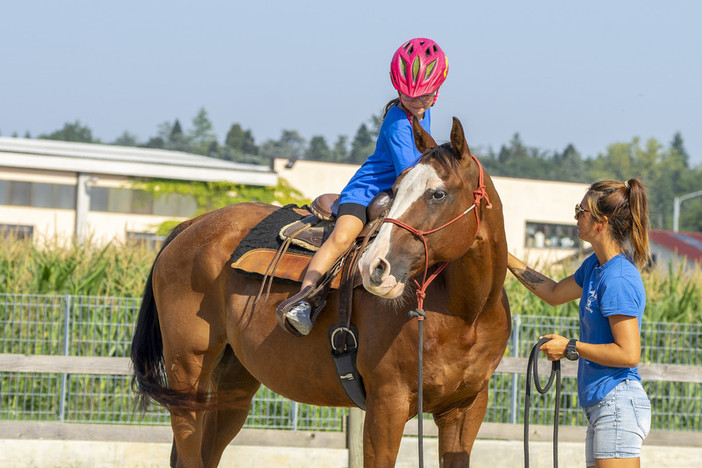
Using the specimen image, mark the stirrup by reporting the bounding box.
[285,301,313,336]
[276,285,327,337]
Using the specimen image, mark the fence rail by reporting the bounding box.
[2,293,701,434]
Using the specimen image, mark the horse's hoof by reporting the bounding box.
[285,302,313,336]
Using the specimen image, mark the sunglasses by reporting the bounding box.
[400,92,436,104]
[575,203,590,218]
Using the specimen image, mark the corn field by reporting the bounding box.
[1,235,701,432]
[2,234,700,322]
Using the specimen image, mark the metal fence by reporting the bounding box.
[1,293,701,432]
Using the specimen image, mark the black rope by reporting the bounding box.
[524,337,562,468]
[409,308,427,468]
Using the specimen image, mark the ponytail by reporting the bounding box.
[626,178,651,269]
[586,178,651,269]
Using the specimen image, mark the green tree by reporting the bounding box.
[225,123,258,155]
[112,131,140,147]
[168,118,193,152]
[670,132,690,167]
[348,123,374,164]
[189,108,218,156]
[143,136,165,149]
[669,134,702,232]
[331,135,349,163]
[306,135,331,161]
[587,137,695,230]
[259,130,307,161]
[40,120,95,143]
[494,133,552,179]
[552,144,587,183]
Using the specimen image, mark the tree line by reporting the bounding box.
[6,107,702,232]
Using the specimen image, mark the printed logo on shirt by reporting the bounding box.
[585,288,597,314]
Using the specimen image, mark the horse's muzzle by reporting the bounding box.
[359,255,406,298]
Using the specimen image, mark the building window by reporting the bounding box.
[32,183,76,209]
[0,223,34,240]
[0,180,76,209]
[0,180,7,205]
[8,181,31,206]
[525,222,579,249]
[153,192,198,217]
[89,186,109,211]
[1,178,196,218]
[89,186,196,217]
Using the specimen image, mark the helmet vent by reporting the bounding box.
[425,60,436,79]
[411,56,421,82]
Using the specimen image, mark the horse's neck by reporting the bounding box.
[445,231,506,323]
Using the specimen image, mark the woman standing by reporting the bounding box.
[508,179,652,467]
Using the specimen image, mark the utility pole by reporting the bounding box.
[673,190,702,232]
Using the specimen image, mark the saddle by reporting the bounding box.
[230,191,392,292]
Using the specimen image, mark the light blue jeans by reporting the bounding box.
[582,379,651,466]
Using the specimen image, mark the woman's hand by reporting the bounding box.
[539,334,569,361]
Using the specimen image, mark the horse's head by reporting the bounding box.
[359,117,494,299]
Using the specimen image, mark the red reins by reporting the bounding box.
[383,153,491,311]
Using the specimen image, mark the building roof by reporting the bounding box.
[0,136,277,186]
[650,230,702,263]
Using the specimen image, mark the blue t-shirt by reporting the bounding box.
[339,105,431,207]
[573,253,646,407]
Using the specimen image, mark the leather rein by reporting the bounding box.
[381,152,491,468]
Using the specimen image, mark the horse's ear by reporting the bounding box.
[450,117,471,161]
[412,117,437,153]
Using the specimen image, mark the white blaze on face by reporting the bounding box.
[363,163,444,262]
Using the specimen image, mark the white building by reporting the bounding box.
[1,136,593,265]
[0,137,276,245]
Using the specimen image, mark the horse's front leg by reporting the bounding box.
[433,387,489,468]
[363,390,412,467]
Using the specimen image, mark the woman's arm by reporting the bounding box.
[540,316,641,367]
[579,315,641,367]
[507,253,581,306]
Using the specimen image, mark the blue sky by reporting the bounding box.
[3,1,701,167]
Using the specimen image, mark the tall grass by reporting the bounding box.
[1,234,701,322]
[0,234,156,297]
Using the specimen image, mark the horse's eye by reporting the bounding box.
[431,190,446,201]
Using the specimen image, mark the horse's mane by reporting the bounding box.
[420,143,462,174]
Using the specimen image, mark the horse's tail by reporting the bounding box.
[130,218,205,412]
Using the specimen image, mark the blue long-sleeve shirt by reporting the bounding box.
[339,105,431,207]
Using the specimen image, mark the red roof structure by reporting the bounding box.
[649,230,702,264]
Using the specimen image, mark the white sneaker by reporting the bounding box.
[286,301,313,335]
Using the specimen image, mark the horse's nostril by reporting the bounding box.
[369,259,388,286]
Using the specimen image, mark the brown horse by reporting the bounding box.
[131,117,511,468]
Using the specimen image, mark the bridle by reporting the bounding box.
[383,152,491,310]
[380,152,491,468]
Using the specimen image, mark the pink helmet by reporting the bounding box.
[390,38,449,98]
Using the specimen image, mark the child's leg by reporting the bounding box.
[300,214,364,289]
[278,214,364,336]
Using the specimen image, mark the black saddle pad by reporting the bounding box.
[230,204,320,264]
